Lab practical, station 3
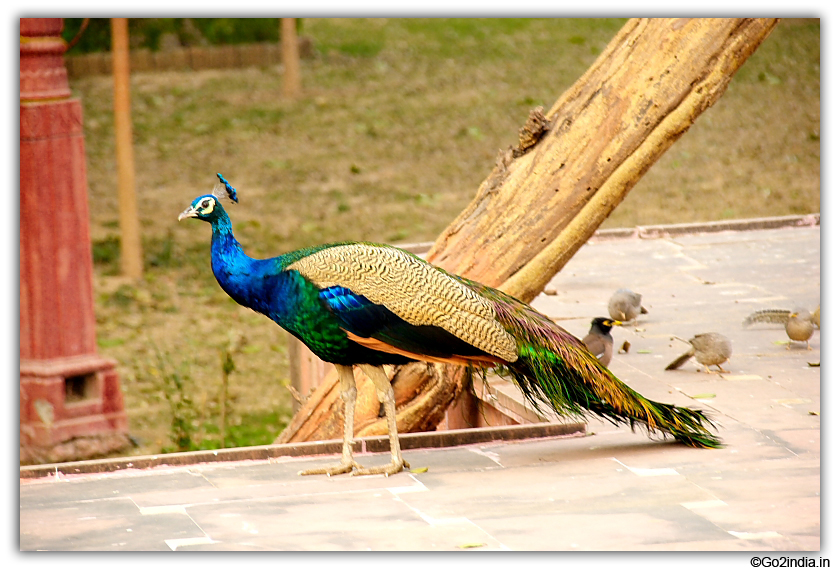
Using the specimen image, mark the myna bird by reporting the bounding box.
[582,317,621,367]
[608,288,648,324]
[666,333,733,374]
[786,309,815,350]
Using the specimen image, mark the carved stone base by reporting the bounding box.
[20,433,132,466]
[20,354,130,463]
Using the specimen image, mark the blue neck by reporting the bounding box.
[207,211,306,320]
[210,212,241,263]
[209,212,262,308]
[210,212,241,259]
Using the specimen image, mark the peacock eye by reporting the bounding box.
[197,198,216,215]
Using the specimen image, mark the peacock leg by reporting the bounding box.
[353,364,410,477]
[299,364,363,476]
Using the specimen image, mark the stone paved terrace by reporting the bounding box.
[20,217,821,553]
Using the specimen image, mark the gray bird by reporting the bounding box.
[608,288,648,324]
[665,333,733,374]
[582,317,621,367]
[786,308,815,350]
[742,304,820,330]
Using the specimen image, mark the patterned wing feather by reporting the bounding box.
[742,309,792,327]
[288,244,518,362]
[318,284,498,364]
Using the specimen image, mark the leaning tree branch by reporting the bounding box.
[277,18,779,444]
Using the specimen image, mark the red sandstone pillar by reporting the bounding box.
[20,18,129,463]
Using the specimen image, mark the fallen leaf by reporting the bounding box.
[692,393,716,400]
[458,543,485,549]
[808,362,820,367]
[409,467,429,474]
[808,411,820,416]
[637,350,652,354]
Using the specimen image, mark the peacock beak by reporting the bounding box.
[178,206,198,221]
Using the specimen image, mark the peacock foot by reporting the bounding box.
[298,459,363,477]
[352,458,410,477]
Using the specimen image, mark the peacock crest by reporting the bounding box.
[213,173,239,204]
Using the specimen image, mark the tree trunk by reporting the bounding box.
[111,18,143,279]
[281,18,302,99]
[277,17,779,444]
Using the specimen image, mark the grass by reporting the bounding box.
[69,18,819,459]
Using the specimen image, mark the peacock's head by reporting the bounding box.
[178,194,225,223]
[178,173,239,223]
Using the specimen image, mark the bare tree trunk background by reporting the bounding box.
[111,17,143,280]
[277,17,779,444]
[281,18,302,99]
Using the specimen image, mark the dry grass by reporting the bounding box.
[70,18,819,458]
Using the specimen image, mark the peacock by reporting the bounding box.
[179,174,721,477]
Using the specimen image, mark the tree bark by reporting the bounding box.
[281,18,302,99]
[111,18,143,279]
[277,17,779,444]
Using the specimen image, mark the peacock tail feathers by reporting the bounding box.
[485,290,721,449]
